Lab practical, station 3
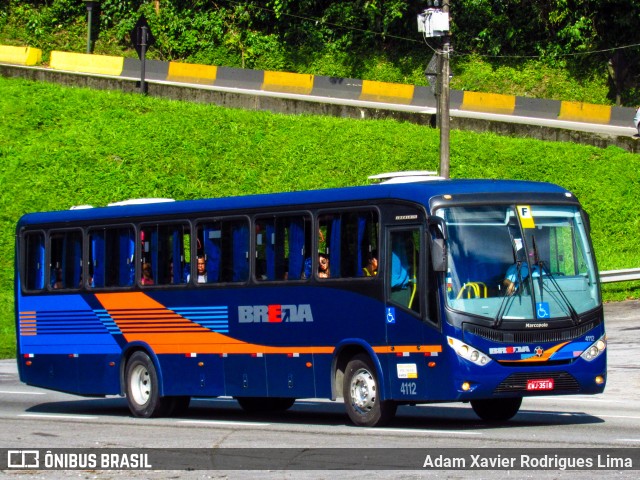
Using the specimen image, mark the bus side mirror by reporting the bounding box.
[428,216,447,272]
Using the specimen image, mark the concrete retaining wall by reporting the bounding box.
[3,46,634,127]
[1,46,639,153]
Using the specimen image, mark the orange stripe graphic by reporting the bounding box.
[498,342,570,363]
[94,292,442,356]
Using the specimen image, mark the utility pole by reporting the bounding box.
[439,1,451,179]
[418,1,451,179]
[83,1,100,54]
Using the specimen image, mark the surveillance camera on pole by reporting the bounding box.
[417,1,451,179]
[417,8,450,38]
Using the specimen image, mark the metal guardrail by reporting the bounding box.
[600,268,640,283]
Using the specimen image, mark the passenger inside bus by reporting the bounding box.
[196,256,207,283]
[362,251,378,276]
[141,263,154,285]
[318,253,330,278]
[52,267,63,289]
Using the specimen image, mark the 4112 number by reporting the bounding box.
[400,382,417,395]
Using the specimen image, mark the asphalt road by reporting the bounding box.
[0,300,638,479]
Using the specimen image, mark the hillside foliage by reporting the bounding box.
[0,0,639,105]
[0,76,639,357]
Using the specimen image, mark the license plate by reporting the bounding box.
[526,378,554,391]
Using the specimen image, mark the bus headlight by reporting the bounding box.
[447,337,491,366]
[580,334,606,362]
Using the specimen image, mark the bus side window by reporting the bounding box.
[388,229,421,314]
[317,210,378,279]
[197,218,249,284]
[255,215,310,281]
[23,232,45,291]
[139,224,190,286]
[88,227,135,288]
[49,230,82,290]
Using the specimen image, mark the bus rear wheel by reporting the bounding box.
[125,351,172,418]
[343,354,396,427]
[471,397,522,422]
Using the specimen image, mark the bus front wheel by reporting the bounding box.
[125,351,172,418]
[343,354,396,427]
[471,397,522,422]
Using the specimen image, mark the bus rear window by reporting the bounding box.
[23,231,45,291]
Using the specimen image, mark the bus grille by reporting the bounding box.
[464,319,600,344]
[494,371,580,393]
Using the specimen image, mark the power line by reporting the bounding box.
[222,0,640,61]
[223,0,422,43]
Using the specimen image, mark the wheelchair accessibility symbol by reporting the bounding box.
[536,302,550,319]
[386,307,396,324]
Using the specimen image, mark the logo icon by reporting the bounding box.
[7,450,40,469]
[534,346,544,357]
[386,307,396,324]
[536,302,550,319]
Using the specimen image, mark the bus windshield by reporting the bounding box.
[438,204,600,321]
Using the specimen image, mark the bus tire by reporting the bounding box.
[236,397,295,412]
[343,354,396,427]
[471,397,522,422]
[125,351,171,418]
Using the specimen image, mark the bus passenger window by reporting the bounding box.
[88,227,135,288]
[49,230,83,290]
[139,223,190,286]
[196,219,249,284]
[255,215,310,281]
[317,210,379,279]
[23,232,45,291]
[388,229,421,314]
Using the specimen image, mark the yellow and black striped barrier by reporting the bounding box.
[1,45,635,128]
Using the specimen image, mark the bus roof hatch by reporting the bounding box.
[368,171,445,184]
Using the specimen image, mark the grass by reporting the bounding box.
[1,75,639,358]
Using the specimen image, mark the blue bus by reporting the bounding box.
[15,175,606,427]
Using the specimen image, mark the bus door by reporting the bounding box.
[384,227,429,400]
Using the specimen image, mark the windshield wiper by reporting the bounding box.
[495,223,525,327]
[494,260,524,327]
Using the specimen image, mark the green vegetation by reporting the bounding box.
[1,0,638,105]
[1,75,639,358]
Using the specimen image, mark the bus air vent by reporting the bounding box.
[464,320,600,344]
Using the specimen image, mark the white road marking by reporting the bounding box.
[178,420,271,427]
[523,411,640,420]
[19,413,98,420]
[599,415,640,420]
[373,428,481,436]
[529,396,629,404]
[0,390,46,395]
